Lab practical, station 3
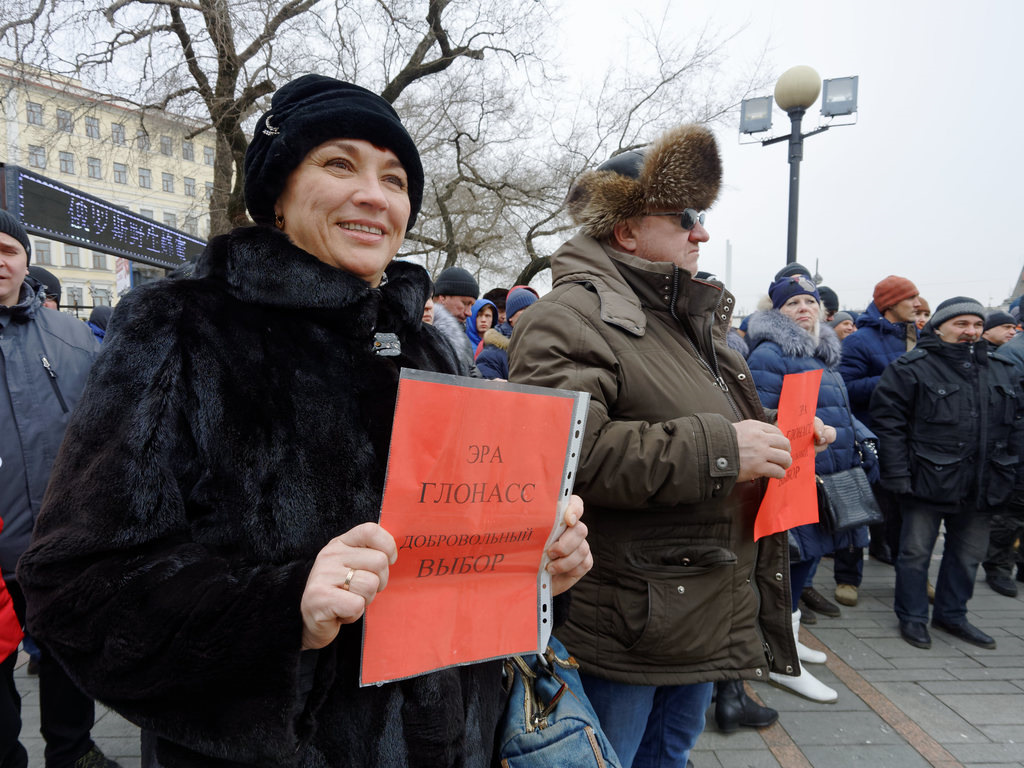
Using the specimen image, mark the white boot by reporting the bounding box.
[769,610,838,703]
[793,610,826,664]
[770,663,838,703]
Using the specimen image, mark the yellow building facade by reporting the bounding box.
[1,60,216,313]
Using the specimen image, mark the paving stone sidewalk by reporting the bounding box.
[10,552,1024,767]
[694,554,1024,768]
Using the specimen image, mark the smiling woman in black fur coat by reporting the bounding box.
[16,75,592,768]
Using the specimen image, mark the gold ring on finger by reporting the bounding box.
[342,568,356,591]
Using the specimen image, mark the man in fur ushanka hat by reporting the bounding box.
[508,125,837,764]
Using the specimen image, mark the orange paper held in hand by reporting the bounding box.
[754,369,822,541]
[360,370,588,686]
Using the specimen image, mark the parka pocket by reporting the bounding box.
[922,382,960,424]
[910,447,971,503]
[614,541,737,665]
[991,383,1019,426]
[986,447,1019,507]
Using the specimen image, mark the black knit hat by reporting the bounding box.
[244,75,424,229]
[433,266,479,298]
[817,286,839,314]
[0,209,31,260]
[927,296,985,330]
[774,262,812,281]
[27,265,61,306]
[984,311,1017,332]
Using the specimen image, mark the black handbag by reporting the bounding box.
[816,466,884,534]
[497,636,622,768]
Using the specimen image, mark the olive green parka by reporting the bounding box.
[509,233,799,685]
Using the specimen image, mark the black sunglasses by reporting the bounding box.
[648,209,705,231]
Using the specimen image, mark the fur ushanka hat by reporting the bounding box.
[567,124,722,241]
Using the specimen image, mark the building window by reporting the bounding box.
[66,286,83,309]
[93,252,107,270]
[161,172,174,193]
[139,168,152,189]
[34,241,52,265]
[163,212,177,228]
[65,245,81,268]
[92,287,112,307]
[182,141,194,161]
[112,123,126,145]
[160,135,173,156]
[59,151,75,174]
[139,208,154,220]
[203,146,214,166]
[205,181,214,199]
[87,157,102,179]
[57,109,74,133]
[184,215,198,235]
[113,162,128,184]
[136,130,150,151]
[28,145,46,169]
[85,116,100,139]
[26,101,43,126]
[183,177,196,197]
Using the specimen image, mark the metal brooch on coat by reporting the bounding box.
[373,332,401,357]
[262,115,280,136]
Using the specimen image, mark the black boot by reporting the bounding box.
[714,680,779,733]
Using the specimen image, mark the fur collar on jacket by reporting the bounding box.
[747,309,841,368]
[192,226,431,337]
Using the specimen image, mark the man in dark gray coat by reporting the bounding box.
[0,209,114,768]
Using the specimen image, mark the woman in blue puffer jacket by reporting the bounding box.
[746,275,877,704]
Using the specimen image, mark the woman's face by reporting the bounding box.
[275,139,410,286]
[476,306,494,334]
[780,294,820,332]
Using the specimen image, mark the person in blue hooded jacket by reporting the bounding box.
[465,297,497,357]
[746,275,879,704]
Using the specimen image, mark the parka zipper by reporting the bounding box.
[667,268,741,420]
[41,356,69,413]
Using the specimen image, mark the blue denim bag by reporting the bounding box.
[497,636,622,768]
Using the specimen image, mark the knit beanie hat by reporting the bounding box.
[567,124,721,240]
[774,262,812,281]
[27,265,61,306]
[433,266,479,298]
[0,209,31,260]
[769,275,820,310]
[984,311,1017,332]
[928,296,985,330]
[829,311,855,328]
[817,286,839,315]
[506,287,538,319]
[873,275,918,311]
[244,75,423,229]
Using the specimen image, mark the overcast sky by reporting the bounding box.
[554,0,1021,316]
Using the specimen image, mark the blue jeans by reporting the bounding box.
[894,505,991,625]
[577,672,712,768]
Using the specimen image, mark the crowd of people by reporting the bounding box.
[0,73,1021,768]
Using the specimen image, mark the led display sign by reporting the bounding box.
[1,164,205,269]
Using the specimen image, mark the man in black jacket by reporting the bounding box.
[871,297,1024,651]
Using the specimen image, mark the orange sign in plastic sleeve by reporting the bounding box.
[361,370,587,686]
[754,369,822,541]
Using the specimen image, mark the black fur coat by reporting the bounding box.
[17,227,506,767]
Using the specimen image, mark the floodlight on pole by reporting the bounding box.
[739,66,859,265]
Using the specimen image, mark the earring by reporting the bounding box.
[274,213,285,229]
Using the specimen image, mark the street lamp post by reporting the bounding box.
[774,66,823,265]
[740,66,859,265]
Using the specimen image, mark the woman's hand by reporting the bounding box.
[299,522,397,650]
[813,416,837,455]
[546,495,593,596]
